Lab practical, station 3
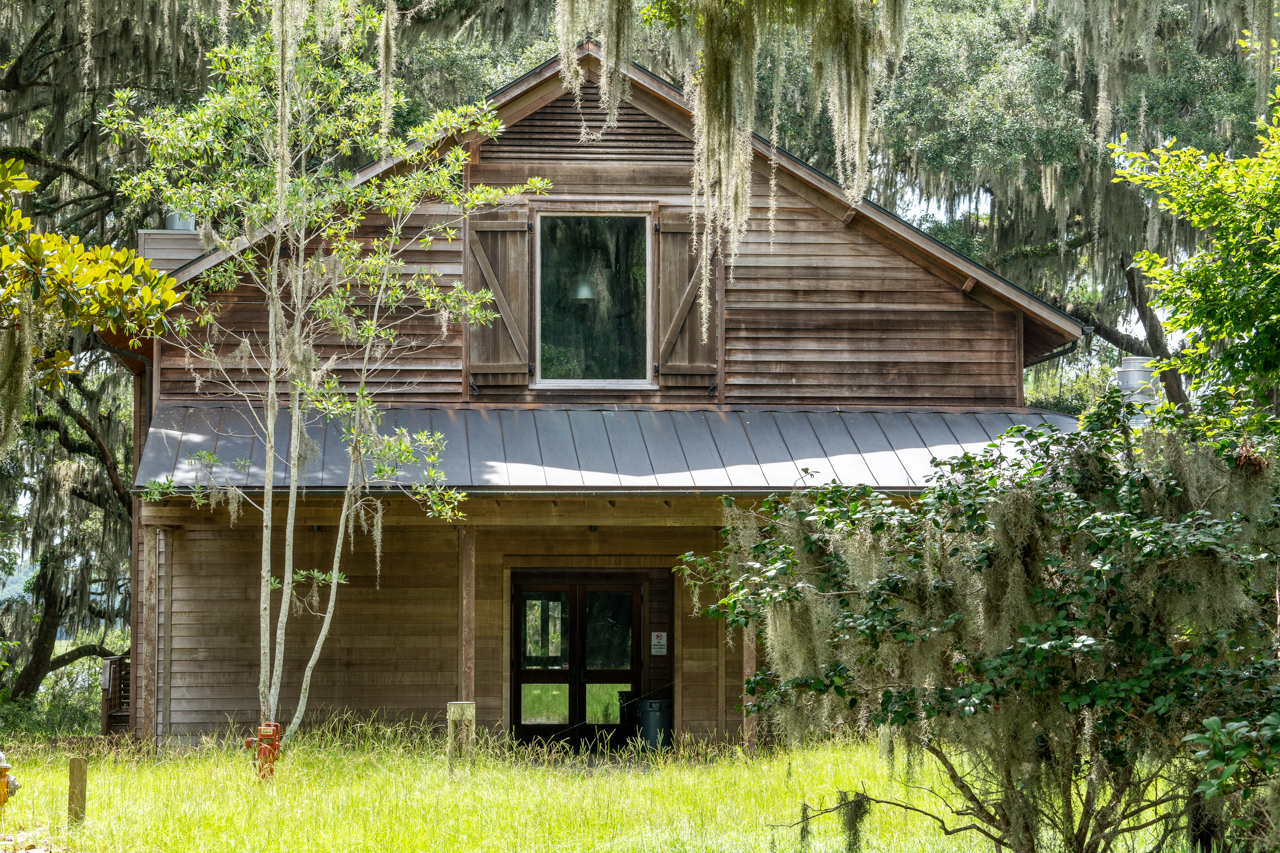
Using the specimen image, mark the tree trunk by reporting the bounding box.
[8,557,63,701]
[268,385,304,721]
[1123,262,1190,408]
[282,463,354,745]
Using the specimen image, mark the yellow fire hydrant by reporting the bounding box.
[0,751,19,818]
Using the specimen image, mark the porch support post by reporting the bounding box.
[673,580,683,738]
[716,618,726,740]
[135,524,159,740]
[742,627,756,750]
[458,525,476,703]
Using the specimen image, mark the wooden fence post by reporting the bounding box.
[68,756,87,824]
[446,701,476,770]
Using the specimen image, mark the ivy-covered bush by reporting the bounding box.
[683,392,1280,853]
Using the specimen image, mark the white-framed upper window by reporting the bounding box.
[533,212,654,388]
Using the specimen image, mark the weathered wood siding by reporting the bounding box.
[465,80,1022,407]
[138,497,744,739]
[142,79,1025,408]
[155,520,460,733]
[151,210,468,403]
[138,230,205,273]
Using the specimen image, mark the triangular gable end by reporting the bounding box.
[159,42,1081,362]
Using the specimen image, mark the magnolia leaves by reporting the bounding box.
[0,160,184,448]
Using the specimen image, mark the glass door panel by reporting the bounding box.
[522,592,569,670]
[585,592,633,670]
[585,683,633,724]
[512,579,642,747]
[521,684,570,725]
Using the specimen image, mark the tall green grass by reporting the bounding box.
[0,720,1183,852]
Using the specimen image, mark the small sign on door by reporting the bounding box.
[650,631,668,656]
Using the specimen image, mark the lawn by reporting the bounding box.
[0,726,994,853]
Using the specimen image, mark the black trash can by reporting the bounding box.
[639,699,673,749]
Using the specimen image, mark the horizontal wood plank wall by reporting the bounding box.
[154,210,467,403]
[467,80,1021,407]
[140,498,732,737]
[138,230,205,273]
[146,80,1022,409]
[162,518,460,733]
[678,577,720,737]
[480,83,694,165]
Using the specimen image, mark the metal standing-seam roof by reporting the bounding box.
[133,404,1077,495]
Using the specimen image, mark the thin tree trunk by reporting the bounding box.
[258,329,279,723]
[268,385,304,720]
[259,0,289,724]
[282,460,354,744]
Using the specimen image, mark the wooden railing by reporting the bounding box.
[100,655,131,736]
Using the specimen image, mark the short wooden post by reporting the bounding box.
[68,756,87,824]
[446,701,476,769]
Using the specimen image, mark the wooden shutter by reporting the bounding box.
[468,210,531,387]
[656,211,718,388]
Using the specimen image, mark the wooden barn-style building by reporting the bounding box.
[122,45,1081,743]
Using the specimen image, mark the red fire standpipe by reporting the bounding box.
[245,723,283,779]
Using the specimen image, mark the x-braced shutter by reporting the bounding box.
[468,208,531,387]
[656,209,718,388]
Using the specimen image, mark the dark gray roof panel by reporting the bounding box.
[568,410,620,487]
[672,411,733,489]
[771,412,830,486]
[430,409,471,488]
[706,411,767,488]
[135,405,188,487]
[806,412,874,486]
[173,407,221,488]
[603,411,658,487]
[742,413,802,488]
[908,412,962,464]
[876,413,935,487]
[840,412,907,488]
[501,409,546,487]
[208,406,256,489]
[635,412,693,488]
[134,404,1079,494]
[940,412,995,455]
[466,409,507,486]
[535,409,584,488]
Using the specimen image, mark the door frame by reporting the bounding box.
[502,557,684,733]
[511,571,645,745]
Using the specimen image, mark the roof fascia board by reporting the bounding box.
[849,201,1082,337]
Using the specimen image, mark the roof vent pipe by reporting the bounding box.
[164,210,196,231]
[1116,356,1157,424]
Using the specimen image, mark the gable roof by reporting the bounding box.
[162,42,1082,355]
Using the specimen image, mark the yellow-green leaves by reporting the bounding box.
[0,160,184,441]
[1111,98,1280,399]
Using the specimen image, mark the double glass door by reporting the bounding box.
[513,580,641,746]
